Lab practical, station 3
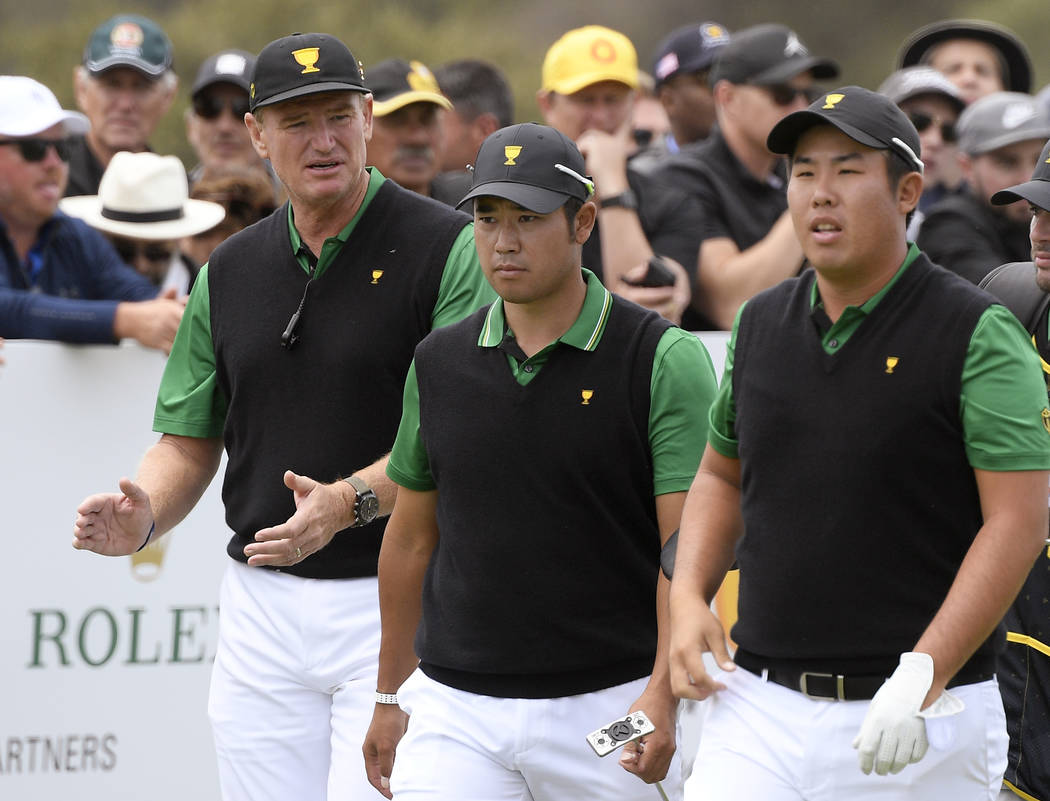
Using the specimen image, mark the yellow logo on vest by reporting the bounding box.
[885,356,900,374]
[1042,408,1050,435]
[371,270,384,285]
[292,47,321,74]
[504,146,523,166]
[581,389,594,405]
[822,93,845,110]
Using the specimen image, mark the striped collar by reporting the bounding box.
[477,268,613,351]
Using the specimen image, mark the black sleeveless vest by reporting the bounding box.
[208,182,470,578]
[731,254,996,674]
[414,297,671,697]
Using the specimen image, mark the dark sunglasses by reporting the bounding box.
[761,85,821,107]
[192,94,251,121]
[907,112,957,143]
[0,137,72,162]
[632,128,655,149]
[111,238,174,264]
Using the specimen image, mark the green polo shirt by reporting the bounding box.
[709,244,1050,470]
[153,168,494,437]
[388,268,719,494]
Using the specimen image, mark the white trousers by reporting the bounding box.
[686,666,1008,801]
[208,560,380,801]
[391,669,683,801]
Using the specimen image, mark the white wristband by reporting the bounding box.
[375,691,399,705]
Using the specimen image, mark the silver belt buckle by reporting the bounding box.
[799,671,846,700]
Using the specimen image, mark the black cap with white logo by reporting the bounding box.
[710,24,838,86]
[249,33,367,112]
[457,123,594,214]
[991,138,1050,211]
[192,49,255,98]
[767,85,924,173]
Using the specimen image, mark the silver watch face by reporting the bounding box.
[357,492,379,524]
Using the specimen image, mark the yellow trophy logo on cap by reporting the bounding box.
[292,47,321,74]
[504,146,523,166]
[407,61,440,92]
[885,356,899,374]
[822,93,845,110]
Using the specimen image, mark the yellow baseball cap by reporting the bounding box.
[541,25,639,95]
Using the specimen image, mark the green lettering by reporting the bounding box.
[78,607,118,667]
[28,609,69,667]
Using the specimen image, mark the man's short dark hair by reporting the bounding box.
[562,196,584,236]
[434,59,514,128]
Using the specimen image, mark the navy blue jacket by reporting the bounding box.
[0,211,157,343]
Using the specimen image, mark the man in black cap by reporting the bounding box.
[68,14,178,196]
[897,19,1032,105]
[653,23,838,329]
[185,49,273,191]
[361,122,717,801]
[633,21,730,171]
[669,85,1050,799]
[72,31,494,801]
[364,58,469,206]
[977,141,1050,801]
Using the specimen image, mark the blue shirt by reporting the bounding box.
[0,211,157,343]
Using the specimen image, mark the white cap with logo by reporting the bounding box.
[0,76,89,138]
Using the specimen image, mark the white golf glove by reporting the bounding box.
[852,652,964,776]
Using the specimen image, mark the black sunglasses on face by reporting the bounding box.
[111,238,174,264]
[761,84,821,107]
[907,112,957,143]
[193,94,251,121]
[0,137,72,162]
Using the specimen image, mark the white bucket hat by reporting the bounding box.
[0,75,89,137]
[60,152,226,240]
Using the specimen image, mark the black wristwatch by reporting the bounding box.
[598,188,638,210]
[343,475,379,527]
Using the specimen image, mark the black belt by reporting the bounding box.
[734,650,992,702]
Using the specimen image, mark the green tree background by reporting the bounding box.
[1,0,1047,167]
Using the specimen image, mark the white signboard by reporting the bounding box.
[0,341,226,800]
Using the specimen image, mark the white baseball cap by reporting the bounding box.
[60,152,225,240]
[0,76,89,137]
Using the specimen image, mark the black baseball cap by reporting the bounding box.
[652,22,731,87]
[897,19,1032,95]
[768,85,924,173]
[249,33,367,112]
[192,49,255,98]
[710,24,838,87]
[83,14,173,78]
[457,123,594,214]
[365,59,452,116]
[991,138,1050,210]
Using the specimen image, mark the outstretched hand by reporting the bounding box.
[245,470,353,567]
[73,477,154,555]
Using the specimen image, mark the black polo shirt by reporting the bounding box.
[917,190,1030,285]
[64,136,106,198]
[582,166,703,288]
[653,126,787,252]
